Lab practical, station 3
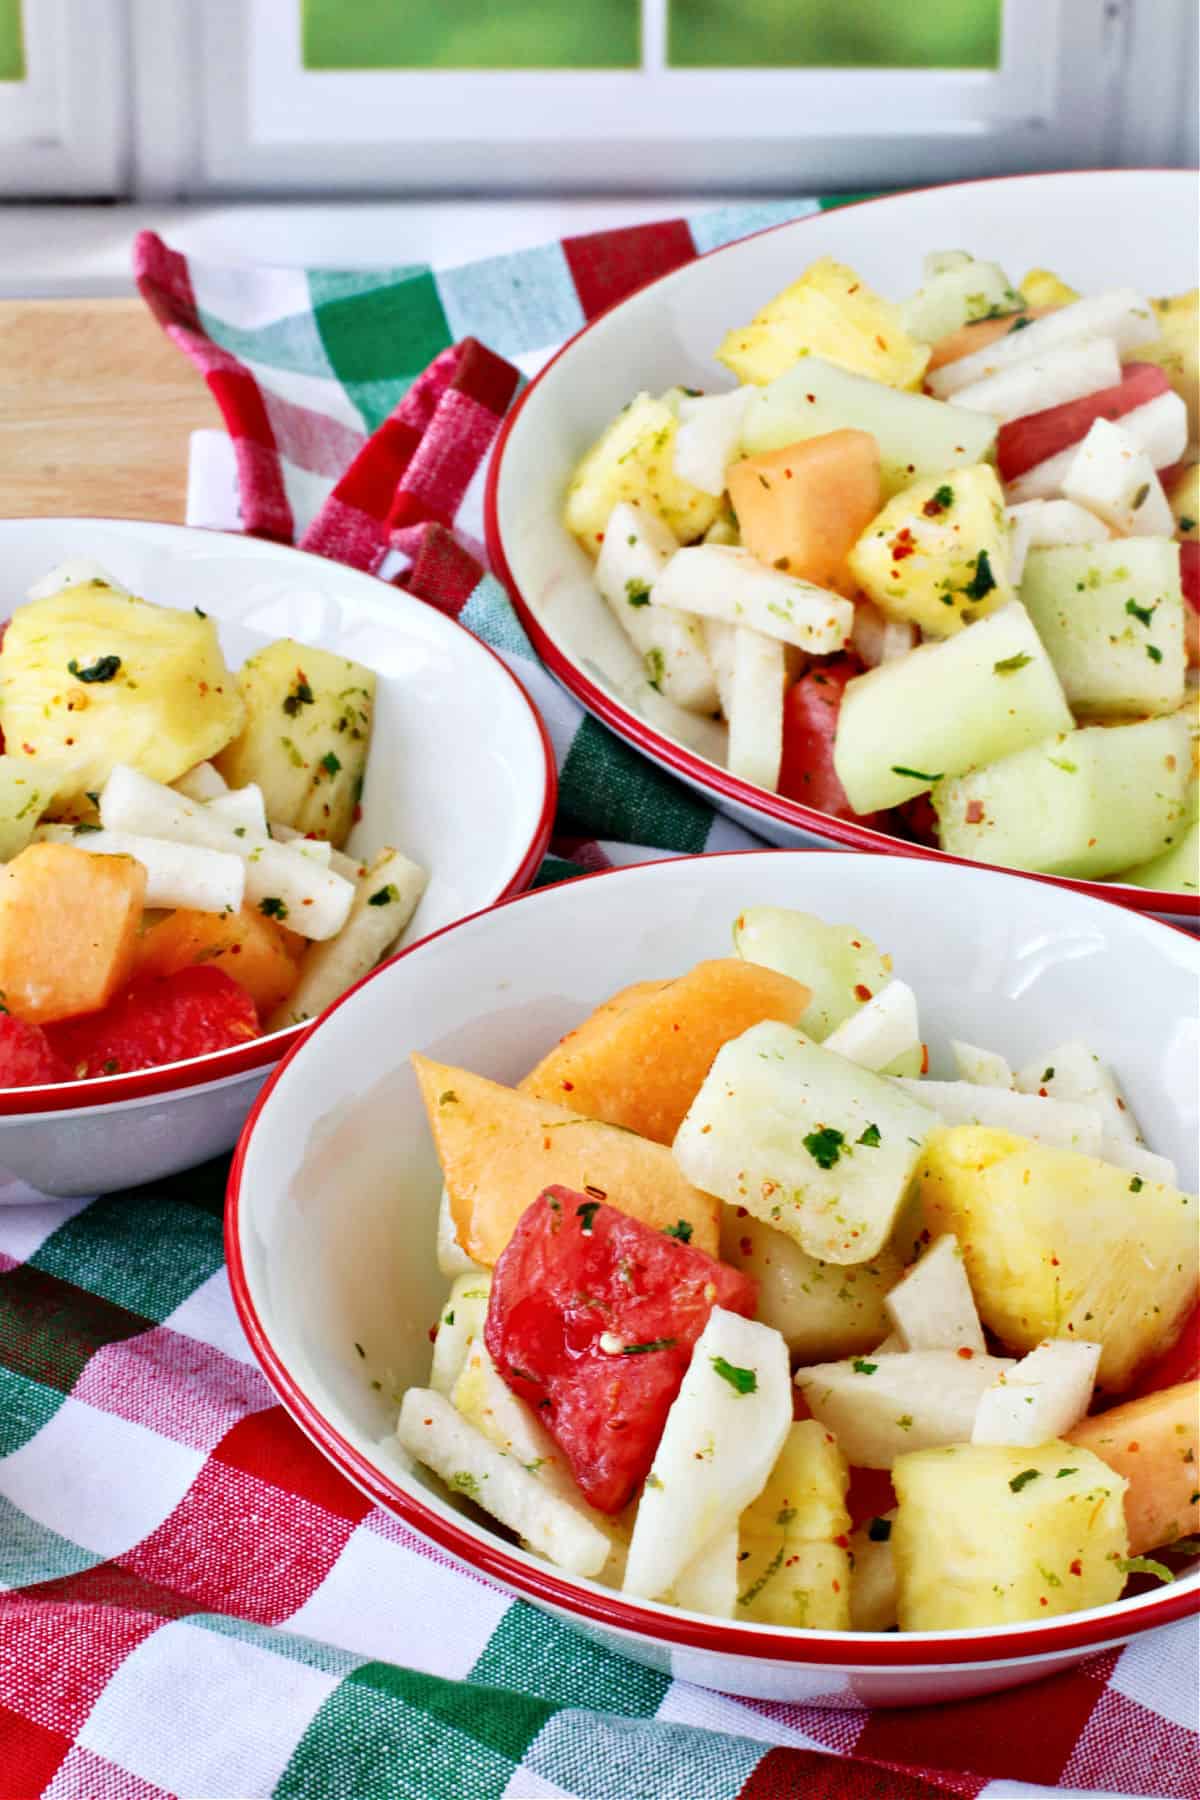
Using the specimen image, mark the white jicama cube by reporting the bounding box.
[436,1184,484,1279]
[850,600,917,669]
[652,545,854,654]
[1098,1136,1177,1188]
[267,847,428,1030]
[702,617,736,715]
[670,1526,739,1618]
[172,760,229,803]
[429,1271,493,1395]
[100,763,355,939]
[950,1040,1014,1089]
[928,289,1160,399]
[34,825,245,915]
[673,1020,937,1264]
[593,502,718,714]
[673,389,752,496]
[883,1234,985,1353]
[1006,500,1109,583]
[972,1338,1101,1447]
[623,1307,791,1603]
[833,602,1073,814]
[822,980,921,1075]
[726,628,786,792]
[892,1079,1103,1155]
[397,1390,611,1578]
[849,1511,898,1631]
[1061,418,1176,537]
[272,820,359,881]
[951,339,1122,427]
[795,1349,1015,1469]
[1007,390,1189,503]
[206,783,268,834]
[1015,1039,1141,1145]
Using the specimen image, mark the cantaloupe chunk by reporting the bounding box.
[519,958,810,1146]
[726,431,881,598]
[0,842,145,1025]
[412,1054,719,1266]
[926,306,1054,373]
[134,902,301,1019]
[1067,1380,1199,1554]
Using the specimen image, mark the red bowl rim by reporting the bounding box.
[482,170,1200,923]
[0,521,558,1116]
[224,847,1200,1672]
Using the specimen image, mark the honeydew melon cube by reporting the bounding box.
[932,711,1193,880]
[593,502,719,713]
[732,905,894,1040]
[833,602,1073,813]
[623,1307,792,1602]
[891,1441,1127,1628]
[971,1338,1101,1447]
[883,1233,985,1353]
[1062,418,1176,538]
[1021,539,1185,718]
[673,1019,937,1265]
[794,1349,1015,1468]
[652,545,853,654]
[1114,819,1199,894]
[1014,1039,1141,1146]
[848,465,1014,640]
[901,255,1023,345]
[719,1207,904,1361]
[892,1079,1103,1156]
[741,356,997,500]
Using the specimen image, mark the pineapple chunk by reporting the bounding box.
[892,1441,1128,1629]
[732,905,894,1041]
[849,1511,898,1630]
[0,753,87,861]
[1019,268,1081,309]
[1140,290,1199,440]
[737,1422,851,1627]
[1167,460,1199,540]
[0,583,245,805]
[215,639,374,849]
[716,258,930,392]
[720,1209,904,1361]
[563,392,721,551]
[847,465,1014,639]
[919,1127,1199,1392]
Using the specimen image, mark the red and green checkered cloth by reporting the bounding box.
[0,203,1194,1800]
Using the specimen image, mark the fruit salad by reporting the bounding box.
[564,255,1199,894]
[0,559,427,1087]
[397,908,1199,1633]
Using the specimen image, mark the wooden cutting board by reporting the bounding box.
[0,299,218,523]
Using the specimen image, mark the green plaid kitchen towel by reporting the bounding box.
[0,200,1195,1800]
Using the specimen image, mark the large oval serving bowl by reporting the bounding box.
[228,849,1199,1708]
[486,170,1200,924]
[0,518,554,1196]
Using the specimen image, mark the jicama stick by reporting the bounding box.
[207,783,268,835]
[891,1078,1102,1154]
[673,389,751,496]
[951,338,1121,427]
[653,545,853,653]
[702,617,736,715]
[824,980,920,1074]
[266,848,427,1028]
[397,1389,611,1578]
[850,601,917,669]
[100,765,354,939]
[34,824,245,914]
[594,502,718,713]
[1005,390,1188,503]
[173,761,228,803]
[726,627,785,793]
[928,289,1159,399]
[269,821,360,879]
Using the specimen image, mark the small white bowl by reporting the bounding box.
[0,519,555,1195]
[228,849,1199,1708]
[485,170,1200,927]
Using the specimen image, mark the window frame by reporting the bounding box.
[0,0,127,196]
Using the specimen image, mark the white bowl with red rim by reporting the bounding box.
[227,847,1199,1708]
[484,170,1200,926]
[0,518,555,1196]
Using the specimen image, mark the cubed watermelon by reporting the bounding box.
[46,965,259,1078]
[0,1013,70,1087]
[997,362,1170,483]
[484,1186,757,1513]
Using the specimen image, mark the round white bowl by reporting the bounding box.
[0,518,555,1196]
[228,848,1200,1709]
[486,169,1200,927]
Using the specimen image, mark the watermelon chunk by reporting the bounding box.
[997,362,1170,484]
[779,655,887,826]
[484,1186,756,1513]
[46,965,258,1078]
[0,1013,70,1087]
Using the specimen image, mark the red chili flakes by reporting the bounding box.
[853,984,872,1002]
[920,1043,929,1075]
[956,1346,975,1359]
[1127,1441,1141,1454]
[739,1236,753,1258]
[1039,1596,1048,1606]
[890,528,917,563]
[736,1205,748,1217]
[427,1323,439,1343]
[875,336,888,351]
[922,494,946,518]
[832,1578,842,1592]
[701,1123,712,1135]
[848,283,860,294]
[965,799,985,825]
[1069,1559,1082,1577]
[833,1534,849,1548]
[1050,1256,1060,1267]
[561,1080,575,1092]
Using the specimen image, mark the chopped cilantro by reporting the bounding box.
[1179,515,1196,533]
[645,1472,664,1490]
[711,1355,758,1395]
[259,896,288,920]
[644,647,665,692]
[576,1200,601,1234]
[737,1542,784,1607]
[72,821,102,835]
[803,1126,845,1169]
[1009,1468,1040,1493]
[1130,482,1151,511]
[194,605,207,618]
[1129,1175,1144,1193]
[1116,1555,1174,1583]
[776,1506,796,1526]
[663,1219,693,1243]
[353,1341,365,1358]
[891,765,944,783]
[443,1310,455,1326]
[1055,1467,1078,1479]
[1146,644,1164,663]
[368,884,399,906]
[622,1337,677,1356]
[1125,597,1156,627]
[320,750,342,777]
[450,1470,481,1498]
[1008,314,1033,333]
[67,654,121,683]
[964,548,997,601]
[868,1516,892,1542]
[1042,1066,1055,1082]
[625,579,651,607]
[895,1413,914,1430]
[994,652,1032,674]
[852,1358,878,1375]
[438,1090,458,1105]
[282,680,315,717]
[857,1123,882,1147]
